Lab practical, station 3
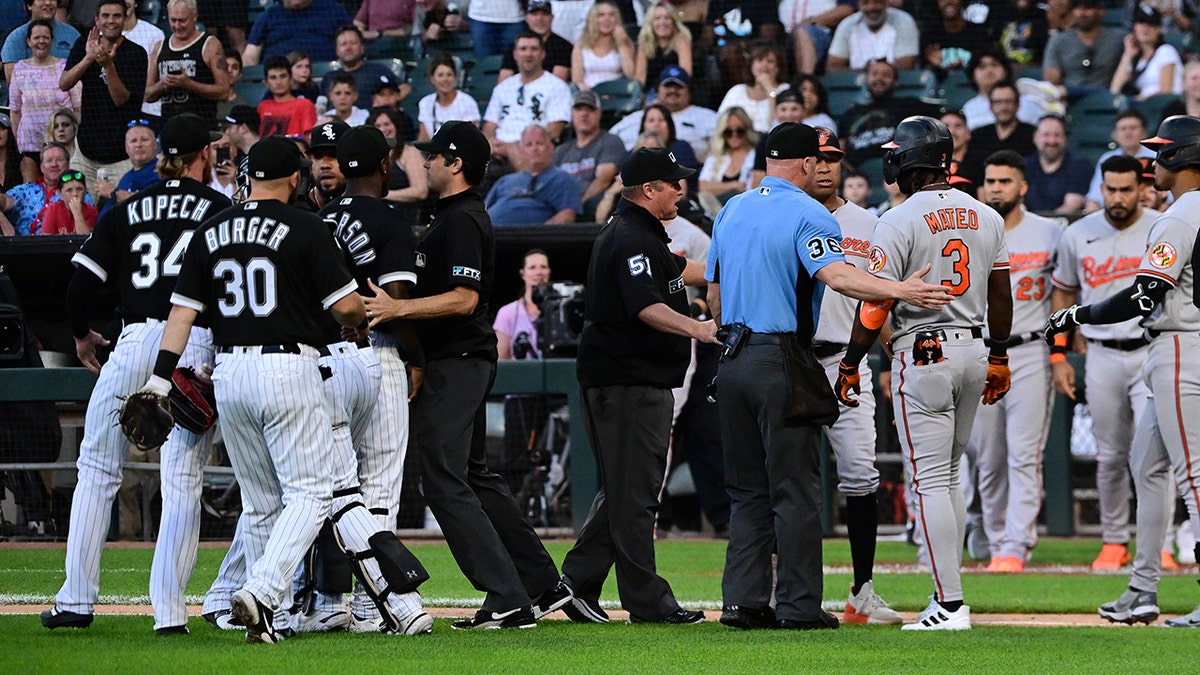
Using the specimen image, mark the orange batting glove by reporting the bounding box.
[836,360,861,407]
[982,354,1011,404]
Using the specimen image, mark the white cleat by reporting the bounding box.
[1165,604,1200,628]
[902,599,971,631]
[292,608,350,633]
[843,581,903,625]
[391,611,434,635]
[349,611,384,633]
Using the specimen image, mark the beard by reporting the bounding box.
[989,196,1019,217]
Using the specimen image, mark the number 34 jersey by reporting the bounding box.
[868,188,1009,343]
[72,177,231,323]
[171,199,357,347]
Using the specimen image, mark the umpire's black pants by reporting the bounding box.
[717,341,825,621]
[561,384,681,621]
[413,357,559,611]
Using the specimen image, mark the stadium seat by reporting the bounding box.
[235,80,268,104]
[1139,93,1179,131]
[855,157,888,207]
[824,70,866,116]
[366,36,415,60]
[896,68,938,100]
[937,70,975,111]
[241,63,264,82]
[591,77,644,127]
[312,61,339,79]
[1067,91,1127,164]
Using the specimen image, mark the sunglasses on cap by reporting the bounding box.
[60,171,85,184]
[127,119,152,128]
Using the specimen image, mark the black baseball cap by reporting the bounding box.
[527,0,552,13]
[774,89,802,106]
[248,136,311,180]
[414,120,490,168]
[372,75,400,94]
[765,122,820,160]
[1071,0,1103,8]
[223,104,259,130]
[160,113,222,156]
[338,126,392,178]
[1134,3,1162,24]
[813,126,843,160]
[620,147,696,186]
[308,120,351,153]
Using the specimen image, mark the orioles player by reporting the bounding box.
[1050,154,1163,573]
[968,150,1062,572]
[803,127,903,625]
[836,116,1013,631]
[42,115,230,635]
[1046,115,1200,628]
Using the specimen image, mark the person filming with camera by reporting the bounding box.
[496,249,552,360]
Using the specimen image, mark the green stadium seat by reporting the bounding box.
[366,36,415,60]
[896,68,937,100]
[1139,93,1179,131]
[823,70,866,113]
[591,77,644,127]
[937,70,975,112]
[235,81,268,104]
[241,63,264,82]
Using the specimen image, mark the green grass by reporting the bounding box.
[4,539,1199,672]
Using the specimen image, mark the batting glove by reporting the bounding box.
[836,360,861,408]
[1043,305,1081,344]
[982,354,1011,405]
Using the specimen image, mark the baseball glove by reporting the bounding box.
[169,367,218,434]
[119,391,174,451]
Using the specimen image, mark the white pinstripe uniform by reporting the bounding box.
[1051,209,1158,549]
[814,200,880,497]
[869,188,1009,605]
[171,199,357,616]
[968,208,1062,560]
[55,178,229,629]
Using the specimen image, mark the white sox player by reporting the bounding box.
[42,115,230,635]
[968,150,1062,572]
[836,116,1012,631]
[804,127,903,625]
[1046,115,1200,628]
[1049,154,1162,574]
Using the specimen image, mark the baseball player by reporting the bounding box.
[967,150,1062,572]
[141,136,366,644]
[42,115,229,635]
[1049,154,1161,573]
[1046,116,1200,627]
[836,116,1013,631]
[803,127,903,625]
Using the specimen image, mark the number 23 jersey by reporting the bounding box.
[868,188,1009,343]
[171,199,357,346]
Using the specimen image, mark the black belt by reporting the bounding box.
[317,339,372,356]
[811,342,847,358]
[1088,337,1150,351]
[746,333,787,346]
[217,344,302,354]
[1005,332,1041,347]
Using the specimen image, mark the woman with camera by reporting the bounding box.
[495,249,551,360]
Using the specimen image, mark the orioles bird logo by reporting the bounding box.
[867,246,886,273]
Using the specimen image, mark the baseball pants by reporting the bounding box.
[1086,344,1152,545]
[363,331,412,528]
[818,353,880,497]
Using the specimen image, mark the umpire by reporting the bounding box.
[706,123,951,631]
[561,147,719,624]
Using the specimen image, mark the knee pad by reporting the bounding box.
[364,531,430,596]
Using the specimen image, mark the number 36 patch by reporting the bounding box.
[806,236,843,260]
[627,253,651,277]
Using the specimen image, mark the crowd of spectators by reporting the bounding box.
[2,0,1199,235]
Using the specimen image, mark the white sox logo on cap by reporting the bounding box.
[348,160,359,168]
[449,142,458,151]
[320,124,337,140]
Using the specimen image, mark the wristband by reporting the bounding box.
[1049,352,1067,364]
[1053,333,1068,348]
[988,339,1008,359]
[152,349,182,380]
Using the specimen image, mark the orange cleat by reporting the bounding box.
[986,556,1004,572]
[1092,543,1132,571]
[993,556,1024,573]
[1162,549,1180,571]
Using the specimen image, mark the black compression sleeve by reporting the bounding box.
[152,350,181,380]
[66,268,103,339]
[1080,274,1171,325]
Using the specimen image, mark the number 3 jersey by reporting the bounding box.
[868,188,1009,343]
[171,199,357,347]
[72,177,232,323]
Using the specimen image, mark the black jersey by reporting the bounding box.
[172,199,357,347]
[412,190,497,361]
[157,31,219,122]
[72,177,231,324]
[318,194,418,343]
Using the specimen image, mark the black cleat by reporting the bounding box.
[40,607,93,629]
[562,596,610,623]
[532,580,574,619]
[155,625,190,636]
[451,606,537,629]
[230,589,283,644]
[629,608,705,624]
[777,610,840,630]
[719,606,777,630]
[202,609,245,630]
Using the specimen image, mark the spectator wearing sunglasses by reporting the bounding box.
[36,170,98,234]
[96,119,160,215]
[0,141,93,235]
[698,106,757,214]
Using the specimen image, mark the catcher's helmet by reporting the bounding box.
[1142,115,1200,171]
[881,116,953,185]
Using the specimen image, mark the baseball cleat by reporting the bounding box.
[451,606,537,629]
[843,581,903,624]
[202,609,245,630]
[562,596,610,623]
[1176,521,1196,564]
[1098,588,1159,624]
[1165,604,1200,628]
[349,611,384,633]
[40,607,93,629]
[1091,543,1131,571]
[391,610,434,636]
[154,625,190,636]
[1161,550,1180,571]
[902,599,971,631]
[628,608,705,624]
[719,605,777,630]
[964,521,990,562]
[231,589,283,644]
[531,580,574,619]
[292,607,350,633]
[776,611,839,630]
[987,556,1024,573]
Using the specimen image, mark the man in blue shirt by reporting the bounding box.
[242,0,350,65]
[706,122,950,631]
[485,125,581,225]
[1023,114,1093,214]
[1,0,79,80]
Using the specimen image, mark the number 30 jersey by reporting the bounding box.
[171,199,357,347]
[868,188,1009,343]
[72,177,231,323]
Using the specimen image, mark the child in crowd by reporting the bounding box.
[840,168,872,209]
[258,55,318,137]
[319,73,369,126]
[37,170,97,235]
[288,51,321,104]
